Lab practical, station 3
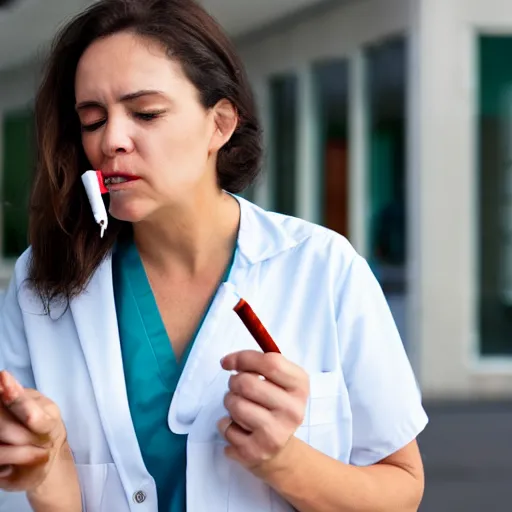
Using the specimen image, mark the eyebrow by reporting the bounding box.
[75,90,169,111]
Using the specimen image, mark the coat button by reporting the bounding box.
[133,490,147,504]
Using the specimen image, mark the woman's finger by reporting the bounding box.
[0,408,43,446]
[218,416,250,448]
[224,392,273,432]
[217,417,259,465]
[222,351,307,392]
[0,372,53,438]
[0,444,50,467]
[228,372,293,410]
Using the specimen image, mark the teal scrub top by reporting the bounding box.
[112,239,234,512]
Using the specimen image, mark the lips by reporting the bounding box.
[102,171,139,178]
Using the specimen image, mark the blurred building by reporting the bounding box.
[1,0,512,401]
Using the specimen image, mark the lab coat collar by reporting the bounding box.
[234,195,309,265]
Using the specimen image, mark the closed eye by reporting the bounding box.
[80,110,166,132]
[81,119,106,132]
[134,110,166,122]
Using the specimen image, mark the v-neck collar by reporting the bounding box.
[115,235,237,378]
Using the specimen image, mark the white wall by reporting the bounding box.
[238,0,412,76]
[0,0,96,71]
[412,0,512,398]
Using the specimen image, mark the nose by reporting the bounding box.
[101,115,135,157]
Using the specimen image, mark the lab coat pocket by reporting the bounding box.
[186,371,275,512]
[76,463,127,512]
[295,371,349,460]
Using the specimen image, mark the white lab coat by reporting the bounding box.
[0,197,428,511]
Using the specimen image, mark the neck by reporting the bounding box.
[132,187,240,277]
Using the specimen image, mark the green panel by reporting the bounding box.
[479,37,512,116]
[269,74,297,216]
[2,109,33,259]
[365,36,407,290]
[478,36,512,355]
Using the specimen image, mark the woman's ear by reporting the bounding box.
[209,99,238,152]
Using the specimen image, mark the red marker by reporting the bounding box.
[95,170,109,194]
[233,299,281,353]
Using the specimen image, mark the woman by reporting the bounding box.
[0,0,428,510]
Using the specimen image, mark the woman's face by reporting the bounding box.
[75,31,235,223]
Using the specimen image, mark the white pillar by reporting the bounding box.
[252,78,272,210]
[405,0,423,378]
[296,64,320,223]
[348,50,368,257]
[413,0,477,397]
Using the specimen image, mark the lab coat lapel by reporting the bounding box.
[168,281,244,434]
[167,277,251,512]
[69,255,148,488]
[176,272,294,512]
[171,276,258,512]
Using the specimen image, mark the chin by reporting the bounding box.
[108,201,153,224]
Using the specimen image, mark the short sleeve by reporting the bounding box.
[0,262,35,389]
[0,267,36,510]
[337,255,428,466]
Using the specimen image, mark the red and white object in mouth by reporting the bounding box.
[81,170,109,238]
[102,171,141,191]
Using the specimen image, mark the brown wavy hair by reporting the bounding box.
[28,0,262,309]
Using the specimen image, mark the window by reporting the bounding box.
[478,36,512,355]
[313,59,350,237]
[269,74,298,216]
[365,37,407,291]
[365,36,408,342]
[2,108,34,259]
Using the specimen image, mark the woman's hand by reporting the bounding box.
[0,370,69,493]
[218,350,309,473]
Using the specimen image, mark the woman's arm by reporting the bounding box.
[256,437,424,512]
[27,443,82,512]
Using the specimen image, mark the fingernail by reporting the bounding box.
[8,373,22,393]
[0,373,21,405]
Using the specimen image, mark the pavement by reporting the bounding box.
[418,401,512,512]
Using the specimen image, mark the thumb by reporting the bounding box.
[0,371,53,438]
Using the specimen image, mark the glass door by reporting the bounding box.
[365,36,408,343]
[313,59,350,237]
